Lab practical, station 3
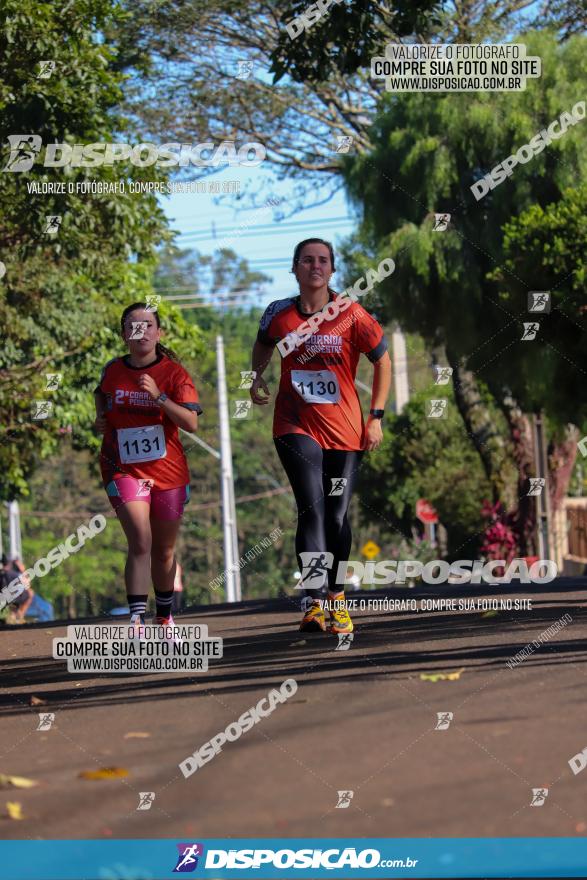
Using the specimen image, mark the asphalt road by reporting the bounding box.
[1,577,586,844]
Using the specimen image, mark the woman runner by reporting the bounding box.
[250,239,392,634]
[94,302,202,635]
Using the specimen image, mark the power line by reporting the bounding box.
[173,214,354,238]
[155,287,267,294]
[19,485,292,517]
[179,223,353,243]
[247,259,292,265]
[167,294,298,309]
[162,291,255,301]
[173,301,263,309]
[190,486,291,510]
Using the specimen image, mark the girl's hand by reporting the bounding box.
[138,374,161,401]
[94,414,108,434]
[250,374,270,405]
[363,417,383,451]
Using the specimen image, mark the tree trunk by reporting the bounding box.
[446,350,516,510]
[547,424,579,569]
[548,425,579,514]
[498,396,538,556]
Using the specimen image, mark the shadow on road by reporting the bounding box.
[1,580,585,717]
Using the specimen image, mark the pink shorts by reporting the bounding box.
[105,476,190,521]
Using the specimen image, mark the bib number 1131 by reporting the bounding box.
[117,425,167,463]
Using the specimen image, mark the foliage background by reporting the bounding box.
[1,2,585,618]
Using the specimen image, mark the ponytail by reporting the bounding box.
[156,341,182,364]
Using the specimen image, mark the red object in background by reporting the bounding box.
[416,498,439,524]
[523,556,539,567]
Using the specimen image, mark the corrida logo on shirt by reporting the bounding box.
[304,333,343,353]
[114,388,157,407]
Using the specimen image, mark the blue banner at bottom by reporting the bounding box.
[0,838,586,879]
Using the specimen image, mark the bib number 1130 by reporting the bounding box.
[291,370,340,404]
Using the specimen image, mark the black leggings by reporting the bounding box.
[274,433,363,597]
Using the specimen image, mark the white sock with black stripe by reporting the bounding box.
[128,594,148,621]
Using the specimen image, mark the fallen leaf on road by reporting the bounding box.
[79,767,129,781]
[30,695,47,706]
[290,640,306,647]
[124,732,151,739]
[0,774,38,790]
[420,668,465,682]
[5,802,23,820]
[481,610,499,618]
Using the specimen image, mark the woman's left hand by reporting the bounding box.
[363,417,384,451]
[138,374,161,401]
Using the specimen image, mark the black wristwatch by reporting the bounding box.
[369,408,385,420]
[156,392,168,406]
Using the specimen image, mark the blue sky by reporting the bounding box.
[157,161,356,311]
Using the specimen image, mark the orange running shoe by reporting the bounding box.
[299,599,327,632]
[327,592,354,634]
[152,614,182,646]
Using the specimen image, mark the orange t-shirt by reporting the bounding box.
[96,353,202,490]
[257,293,388,450]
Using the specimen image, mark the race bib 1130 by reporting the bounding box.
[291,370,340,404]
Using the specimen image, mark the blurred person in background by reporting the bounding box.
[3,555,34,623]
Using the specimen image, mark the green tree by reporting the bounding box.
[269,0,583,83]
[341,30,586,551]
[487,183,587,540]
[357,386,495,557]
[269,0,444,84]
[100,1,581,209]
[487,184,587,424]
[0,0,202,497]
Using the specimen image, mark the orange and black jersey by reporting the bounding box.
[257,292,388,451]
[95,353,202,490]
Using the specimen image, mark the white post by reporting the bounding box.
[216,335,242,602]
[532,411,551,560]
[8,501,22,561]
[227,456,241,602]
[392,327,409,414]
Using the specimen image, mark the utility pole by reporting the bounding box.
[392,327,409,414]
[7,501,22,560]
[532,411,552,560]
[216,335,242,602]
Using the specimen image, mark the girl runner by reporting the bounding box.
[250,239,392,634]
[94,302,202,634]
